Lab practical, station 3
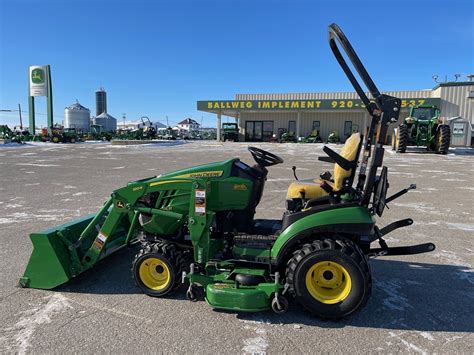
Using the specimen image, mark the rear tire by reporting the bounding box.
[435,125,450,155]
[132,242,188,297]
[395,124,408,153]
[286,237,371,319]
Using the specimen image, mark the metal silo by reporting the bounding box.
[93,112,117,132]
[64,100,90,132]
[95,88,107,116]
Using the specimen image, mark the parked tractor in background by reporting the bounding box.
[392,105,450,154]
[327,131,340,143]
[279,131,297,143]
[157,126,177,140]
[141,116,157,140]
[0,125,14,141]
[222,123,239,142]
[303,129,323,143]
[51,127,78,143]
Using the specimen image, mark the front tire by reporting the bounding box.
[286,238,371,319]
[132,242,188,297]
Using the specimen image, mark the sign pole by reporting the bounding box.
[46,65,53,132]
[28,82,35,135]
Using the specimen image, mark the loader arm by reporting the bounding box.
[20,177,194,289]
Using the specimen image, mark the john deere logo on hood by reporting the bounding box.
[31,68,45,84]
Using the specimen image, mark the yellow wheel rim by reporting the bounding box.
[139,257,171,291]
[436,131,443,149]
[305,261,352,304]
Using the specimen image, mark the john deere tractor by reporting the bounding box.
[392,105,450,154]
[327,131,340,144]
[20,24,435,319]
[222,123,239,142]
[303,129,323,143]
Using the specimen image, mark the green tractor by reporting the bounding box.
[20,24,435,319]
[279,131,297,143]
[222,122,239,142]
[327,131,340,144]
[0,125,14,142]
[392,105,450,154]
[50,127,78,143]
[303,129,323,143]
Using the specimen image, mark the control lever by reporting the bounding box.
[292,166,298,180]
[386,184,416,204]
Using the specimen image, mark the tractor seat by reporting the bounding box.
[287,132,362,200]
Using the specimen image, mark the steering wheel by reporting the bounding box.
[248,147,284,167]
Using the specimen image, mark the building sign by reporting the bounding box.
[198,98,441,111]
[29,65,48,97]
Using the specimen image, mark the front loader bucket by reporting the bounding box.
[20,197,138,289]
[20,214,95,289]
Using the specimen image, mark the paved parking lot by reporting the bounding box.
[0,141,473,353]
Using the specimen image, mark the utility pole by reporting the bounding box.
[18,104,23,129]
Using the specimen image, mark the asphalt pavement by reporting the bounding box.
[0,140,473,353]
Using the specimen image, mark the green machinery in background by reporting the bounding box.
[0,125,14,140]
[222,122,239,142]
[302,129,323,143]
[392,105,451,154]
[20,24,435,319]
[85,124,113,141]
[279,131,297,143]
[327,131,340,143]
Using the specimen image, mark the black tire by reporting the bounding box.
[435,125,450,155]
[286,237,371,319]
[395,124,408,153]
[132,242,189,297]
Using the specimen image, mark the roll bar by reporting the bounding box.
[328,23,381,116]
[328,23,401,205]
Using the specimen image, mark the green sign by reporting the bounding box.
[198,98,441,111]
[31,68,45,84]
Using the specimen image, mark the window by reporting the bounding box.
[288,120,296,133]
[312,121,320,131]
[245,121,264,141]
[262,121,274,141]
[344,121,353,137]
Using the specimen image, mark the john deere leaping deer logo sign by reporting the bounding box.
[31,68,45,84]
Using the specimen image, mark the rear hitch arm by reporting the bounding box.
[368,217,436,257]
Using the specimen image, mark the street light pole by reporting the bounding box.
[18,104,23,129]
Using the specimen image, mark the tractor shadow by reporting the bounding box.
[399,146,474,155]
[237,259,474,333]
[59,250,474,333]
[58,246,143,296]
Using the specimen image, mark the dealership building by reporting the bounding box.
[197,81,474,146]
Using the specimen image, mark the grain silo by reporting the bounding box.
[93,112,117,132]
[64,100,90,132]
[95,88,107,116]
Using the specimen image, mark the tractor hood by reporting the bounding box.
[159,158,239,180]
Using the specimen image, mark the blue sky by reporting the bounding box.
[0,0,472,128]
